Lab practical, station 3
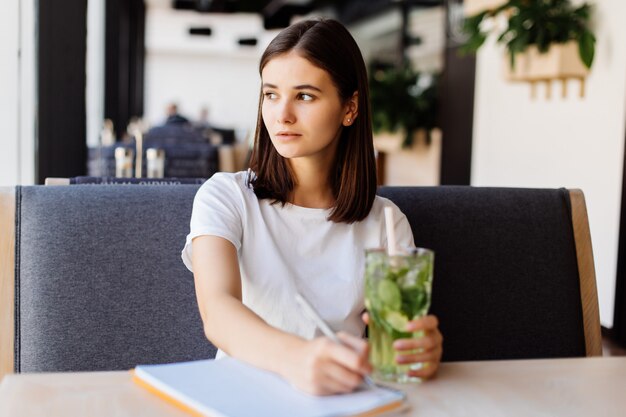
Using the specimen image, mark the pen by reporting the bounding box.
[295,292,378,390]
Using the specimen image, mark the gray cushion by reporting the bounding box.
[16,185,214,372]
[15,185,585,373]
[378,186,585,361]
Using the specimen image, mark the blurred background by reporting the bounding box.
[1,0,625,347]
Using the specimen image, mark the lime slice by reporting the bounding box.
[383,310,409,332]
[377,279,402,310]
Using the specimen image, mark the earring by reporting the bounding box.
[347,118,352,122]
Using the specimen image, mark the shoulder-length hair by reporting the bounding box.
[247,18,377,224]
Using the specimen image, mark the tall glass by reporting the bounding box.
[364,248,434,383]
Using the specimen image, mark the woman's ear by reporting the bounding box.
[343,91,359,126]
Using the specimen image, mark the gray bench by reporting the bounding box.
[0,185,602,381]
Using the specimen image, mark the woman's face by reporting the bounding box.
[261,51,354,164]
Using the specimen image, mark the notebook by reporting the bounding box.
[132,357,408,417]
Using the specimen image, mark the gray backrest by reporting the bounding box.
[14,185,587,373]
[16,185,214,372]
[378,186,585,361]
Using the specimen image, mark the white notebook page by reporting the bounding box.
[134,357,406,417]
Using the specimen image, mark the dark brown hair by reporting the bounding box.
[247,18,377,223]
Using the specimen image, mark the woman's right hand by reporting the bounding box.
[282,331,372,396]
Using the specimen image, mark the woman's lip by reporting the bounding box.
[275,133,302,140]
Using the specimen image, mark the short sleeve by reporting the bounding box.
[181,173,244,272]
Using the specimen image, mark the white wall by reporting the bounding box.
[19,0,36,186]
[0,0,19,186]
[144,8,281,139]
[0,0,36,186]
[86,0,106,148]
[471,0,626,327]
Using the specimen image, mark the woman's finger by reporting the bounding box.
[324,337,371,375]
[322,361,365,393]
[406,315,439,332]
[396,346,442,365]
[337,331,368,354]
[393,330,442,351]
[407,360,439,379]
[361,312,370,324]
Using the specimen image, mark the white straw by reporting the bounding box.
[384,206,397,256]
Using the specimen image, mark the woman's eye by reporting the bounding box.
[263,92,277,100]
[298,93,314,101]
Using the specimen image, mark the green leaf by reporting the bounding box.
[368,62,439,146]
[459,32,487,55]
[578,30,595,69]
[574,4,591,20]
[460,11,489,55]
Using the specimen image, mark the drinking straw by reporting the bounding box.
[384,206,398,256]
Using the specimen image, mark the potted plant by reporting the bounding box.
[368,62,439,148]
[461,0,596,81]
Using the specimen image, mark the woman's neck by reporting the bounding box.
[288,159,335,209]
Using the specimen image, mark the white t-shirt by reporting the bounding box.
[182,171,415,358]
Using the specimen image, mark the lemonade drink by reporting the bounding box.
[364,248,434,383]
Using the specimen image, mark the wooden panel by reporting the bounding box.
[464,0,508,16]
[569,189,602,356]
[0,187,16,380]
[44,178,70,186]
[1,358,626,416]
[0,371,189,417]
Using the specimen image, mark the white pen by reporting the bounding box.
[295,292,378,390]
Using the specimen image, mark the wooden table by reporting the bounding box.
[1,357,624,416]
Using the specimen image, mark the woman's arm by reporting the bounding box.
[192,235,372,395]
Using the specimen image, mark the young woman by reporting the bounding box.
[182,18,442,396]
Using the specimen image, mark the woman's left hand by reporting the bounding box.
[394,315,443,379]
[362,313,443,380]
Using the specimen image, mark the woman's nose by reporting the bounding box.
[277,100,295,125]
